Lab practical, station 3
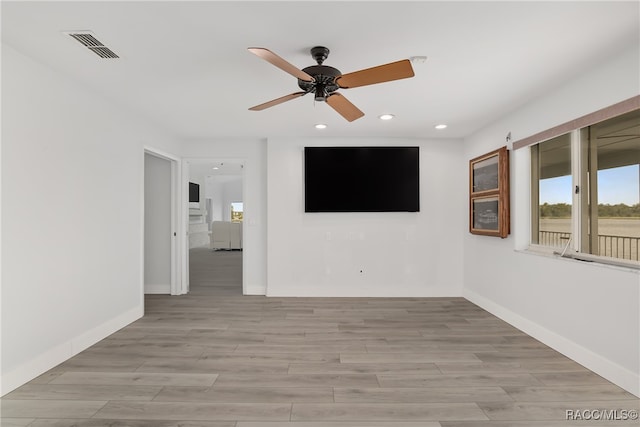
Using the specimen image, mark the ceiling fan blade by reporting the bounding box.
[326,93,364,122]
[249,91,307,111]
[336,59,414,89]
[248,47,315,82]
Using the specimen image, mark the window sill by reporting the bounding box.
[517,246,640,274]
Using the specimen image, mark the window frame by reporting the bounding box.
[516,96,640,268]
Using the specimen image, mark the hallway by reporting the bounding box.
[189,248,243,296]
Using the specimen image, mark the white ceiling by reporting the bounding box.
[190,161,244,178]
[2,1,638,141]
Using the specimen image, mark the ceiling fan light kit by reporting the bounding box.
[248,46,415,122]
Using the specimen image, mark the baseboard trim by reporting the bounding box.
[463,288,640,397]
[244,284,266,295]
[0,305,143,396]
[144,284,171,294]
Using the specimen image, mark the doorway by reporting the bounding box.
[186,160,244,295]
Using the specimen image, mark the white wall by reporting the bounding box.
[182,140,267,295]
[267,137,465,297]
[205,175,242,223]
[462,44,640,396]
[144,153,172,294]
[205,176,223,223]
[222,178,242,222]
[1,44,181,395]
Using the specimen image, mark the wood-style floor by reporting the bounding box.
[2,248,638,426]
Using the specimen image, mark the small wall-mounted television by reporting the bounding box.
[189,182,200,202]
[304,146,419,212]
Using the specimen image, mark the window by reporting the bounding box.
[531,133,572,248]
[530,109,640,264]
[231,202,243,223]
[586,110,640,260]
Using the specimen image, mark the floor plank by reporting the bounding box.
[333,387,513,403]
[377,373,544,387]
[502,385,638,402]
[154,386,334,403]
[49,372,218,386]
[0,419,35,427]
[3,384,163,401]
[27,421,235,427]
[288,362,440,375]
[237,423,441,427]
[212,373,380,388]
[93,401,291,421]
[291,403,488,421]
[0,400,107,418]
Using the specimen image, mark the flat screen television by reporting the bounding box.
[304,146,419,212]
[189,182,200,202]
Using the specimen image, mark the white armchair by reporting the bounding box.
[211,221,242,250]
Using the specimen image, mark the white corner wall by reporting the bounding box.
[182,140,267,295]
[1,44,181,395]
[462,44,640,396]
[267,137,465,297]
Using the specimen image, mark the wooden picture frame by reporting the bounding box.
[469,146,510,237]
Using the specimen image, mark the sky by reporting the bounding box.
[540,164,639,205]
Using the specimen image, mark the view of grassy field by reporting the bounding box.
[540,218,640,237]
[539,218,640,260]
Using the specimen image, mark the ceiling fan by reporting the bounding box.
[248,46,415,122]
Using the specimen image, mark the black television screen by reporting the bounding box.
[304,146,419,212]
[189,182,200,202]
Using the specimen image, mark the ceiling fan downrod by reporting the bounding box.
[310,46,330,65]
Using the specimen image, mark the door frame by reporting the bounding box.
[144,146,184,296]
[183,157,246,294]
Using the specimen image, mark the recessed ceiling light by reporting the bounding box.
[379,114,395,120]
[315,124,327,129]
[212,167,219,170]
[435,124,447,130]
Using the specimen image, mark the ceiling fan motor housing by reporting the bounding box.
[298,66,341,101]
[298,46,341,101]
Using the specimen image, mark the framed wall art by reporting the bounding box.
[469,146,510,238]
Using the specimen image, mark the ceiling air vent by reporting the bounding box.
[65,31,119,59]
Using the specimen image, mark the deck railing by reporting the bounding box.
[538,230,639,261]
[538,230,571,248]
[598,234,640,261]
